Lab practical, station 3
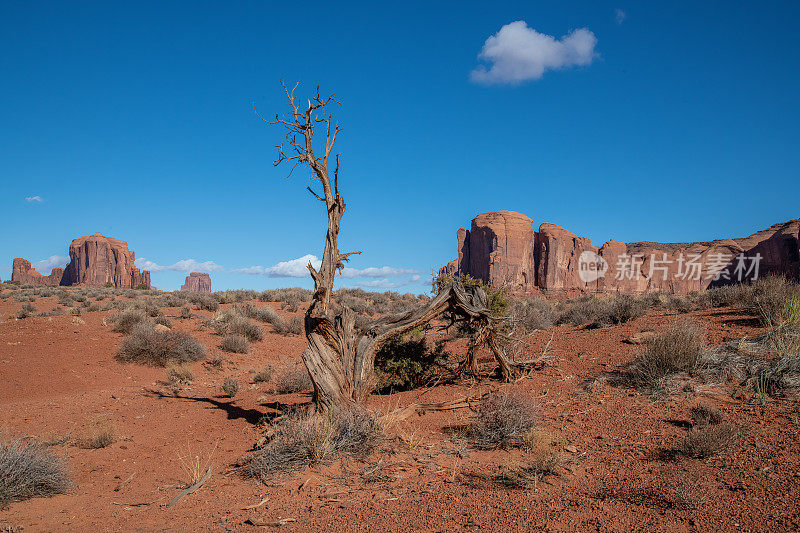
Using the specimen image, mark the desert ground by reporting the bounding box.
[1,283,799,532]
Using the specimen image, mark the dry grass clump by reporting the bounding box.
[222,377,240,398]
[16,302,37,319]
[246,408,382,479]
[557,294,648,328]
[273,365,313,394]
[689,404,723,427]
[470,390,540,449]
[220,334,249,354]
[252,366,274,384]
[682,422,740,458]
[235,303,280,324]
[166,363,195,385]
[622,319,707,392]
[78,417,116,450]
[179,306,193,319]
[154,315,172,328]
[271,315,304,336]
[509,297,555,333]
[191,293,219,311]
[210,309,264,342]
[116,322,206,366]
[109,308,148,334]
[0,439,71,506]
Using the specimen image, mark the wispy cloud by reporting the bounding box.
[135,258,224,273]
[33,255,69,273]
[232,255,422,280]
[25,196,43,203]
[231,254,320,278]
[615,8,626,25]
[470,21,598,85]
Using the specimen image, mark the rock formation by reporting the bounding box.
[11,258,64,286]
[180,272,211,293]
[11,233,151,289]
[441,211,800,296]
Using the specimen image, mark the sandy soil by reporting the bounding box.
[1,292,799,532]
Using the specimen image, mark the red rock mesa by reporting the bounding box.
[441,211,800,296]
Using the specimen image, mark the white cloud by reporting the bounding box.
[232,255,421,280]
[470,21,598,85]
[615,9,626,25]
[135,258,224,273]
[33,255,69,273]
[232,254,321,278]
[25,196,43,203]
[340,266,420,279]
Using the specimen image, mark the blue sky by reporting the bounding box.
[2,1,799,293]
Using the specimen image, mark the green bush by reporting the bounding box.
[373,331,447,393]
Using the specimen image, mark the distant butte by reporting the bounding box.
[12,233,151,289]
[180,272,212,293]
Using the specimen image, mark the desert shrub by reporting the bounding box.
[253,366,274,383]
[259,287,312,304]
[115,323,206,366]
[159,293,187,308]
[80,418,115,450]
[16,302,36,319]
[689,404,723,427]
[273,365,313,394]
[373,332,447,393]
[623,320,707,392]
[0,439,71,505]
[236,303,281,324]
[682,422,739,458]
[606,294,648,325]
[179,306,193,319]
[220,334,249,354]
[222,377,240,398]
[205,354,225,369]
[751,355,800,398]
[708,284,752,308]
[556,296,607,326]
[109,308,148,334]
[215,290,258,304]
[749,276,800,328]
[246,408,382,479]
[135,283,150,290]
[193,293,219,311]
[272,315,304,336]
[509,297,555,333]
[210,309,264,342]
[470,390,540,449]
[166,363,194,385]
[154,315,172,328]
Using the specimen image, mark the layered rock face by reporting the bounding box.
[11,233,151,289]
[62,233,150,288]
[11,258,64,286]
[180,272,211,293]
[442,211,800,296]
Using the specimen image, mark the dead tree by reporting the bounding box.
[257,83,535,411]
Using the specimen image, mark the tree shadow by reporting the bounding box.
[143,388,296,426]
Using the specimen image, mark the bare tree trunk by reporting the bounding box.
[258,83,532,411]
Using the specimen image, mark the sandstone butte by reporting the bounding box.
[11,233,151,289]
[180,272,212,293]
[440,210,800,297]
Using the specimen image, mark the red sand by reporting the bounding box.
[1,294,799,532]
